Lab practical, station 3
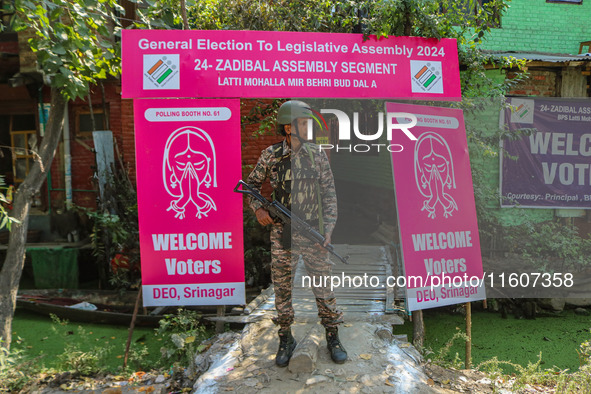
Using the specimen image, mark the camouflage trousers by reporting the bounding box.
[270,223,344,331]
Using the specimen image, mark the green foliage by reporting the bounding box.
[505,221,591,272]
[557,364,591,393]
[155,309,208,375]
[76,166,140,290]
[241,99,284,139]
[0,338,39,391]
[242,208,271,286]
[426,329,470,369]
[474,332,591,392]
[0,0,16,33]
[0,175,19,231]
[126,344,151,371]
[578,333,591,367]
[478,353,561,390]
[135,0,360,33]
[50,314,114,376]
[362,0,517,95]
[84,209,130,252]
[135,0,519,92]
[477,348,591,392]
[78,205,141,290]
[15,0,121,100]
[57,346,103,376]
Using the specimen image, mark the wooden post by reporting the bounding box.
[289,325,322,373]
[215,305,225,334]
[123,286,142,368]
[465,302,472,370]
[411,310,424,348]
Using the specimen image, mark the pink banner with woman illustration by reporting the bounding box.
[134,99,245,306]
[388,102,485,311]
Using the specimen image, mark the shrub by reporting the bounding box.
[505,221,591,272]
[0,339,40,391]
[50,315,114,376]
[156,309,209,376]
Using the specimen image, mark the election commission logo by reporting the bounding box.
[163,126,217,220]
[410,61,443,94]
[143,54,180,90]
[414,132,458,219]
[509,98,535,124]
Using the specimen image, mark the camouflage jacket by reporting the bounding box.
[247,139,338,235]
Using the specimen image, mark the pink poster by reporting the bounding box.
[134,99,245,306]
[387,103,485,311]
[122,30,461,100]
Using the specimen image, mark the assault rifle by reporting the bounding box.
[234,180,349,265]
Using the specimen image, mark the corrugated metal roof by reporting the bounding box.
[485,51,591,63]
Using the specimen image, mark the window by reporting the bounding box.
[9,114,37,184]
[75,105,108,137]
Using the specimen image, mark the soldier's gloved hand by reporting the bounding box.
[255,208,274,226]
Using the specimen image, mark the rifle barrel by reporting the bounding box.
[234,180,349,264]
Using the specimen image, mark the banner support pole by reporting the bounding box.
[465,302,472,369]
[216,305,225,334]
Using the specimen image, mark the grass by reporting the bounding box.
[395,307,591,373]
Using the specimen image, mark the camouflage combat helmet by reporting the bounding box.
[277,100,312,135]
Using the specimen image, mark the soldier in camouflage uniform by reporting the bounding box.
[247,100,348,367]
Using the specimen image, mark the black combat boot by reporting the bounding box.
[275,329,297,367]
[326,327,347,364]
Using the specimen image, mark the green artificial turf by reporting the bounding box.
[395,308,591,373]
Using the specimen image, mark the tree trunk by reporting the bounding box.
[0,88,66,349]
[403,0,412,36]
[180,0,189,30]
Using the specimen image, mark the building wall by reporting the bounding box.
[0,39,18,54]
[49,81,125,210]
[506,70,557,97]
[121,98,136,183]
[239,99,283,201]
[482,0,591,54]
